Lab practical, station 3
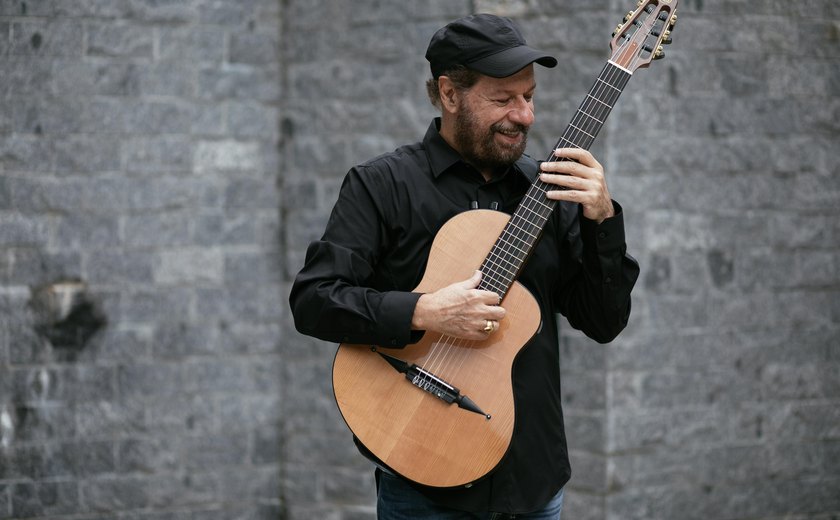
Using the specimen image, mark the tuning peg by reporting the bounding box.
[670,13,678,26]
[624,10,635,22]
[662,29,673,44]
[637,0,645,6]
[654,45,665,59]
[612,23,624,37]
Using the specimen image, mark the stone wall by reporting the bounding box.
[2,0,839,519]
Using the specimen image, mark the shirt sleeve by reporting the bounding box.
[555,200,640,343]
[289,166,423,348]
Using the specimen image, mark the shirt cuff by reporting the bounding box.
[377,291,424,348]
[579,200,627,254]
[579,201,628,285]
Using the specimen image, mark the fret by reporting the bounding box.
[481,257,516,282]
[516,203,551,224]
[488,244,524,267]
[495,236,529,257]
[522,192,553,212]
[571,108,605,129]
[553,136,583,150]
[479,61,631,299]
[585,93,612,110]
[575,108,605,125]
[595,76,622,93]
[568,123,595,140]
[504,220,540,242]
[482,269,512,288]
[484,264,516,286]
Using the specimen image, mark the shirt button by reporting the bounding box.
[598,231,608,239]
[604,277,613,284]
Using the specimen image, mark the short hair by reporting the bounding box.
[425,65,482,110]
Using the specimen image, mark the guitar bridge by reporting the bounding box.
[375,349,490,419]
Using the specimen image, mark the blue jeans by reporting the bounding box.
[376,471,564,519]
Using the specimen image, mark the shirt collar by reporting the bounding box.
[422,118,538,183]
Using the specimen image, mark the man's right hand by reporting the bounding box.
[411,271,506,341]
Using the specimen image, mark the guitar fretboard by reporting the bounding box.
[479,61,632,298]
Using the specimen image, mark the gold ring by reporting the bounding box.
[483,320,494,333]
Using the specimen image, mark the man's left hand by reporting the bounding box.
[539,148,615,224]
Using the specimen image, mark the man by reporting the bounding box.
[290,13,639,519]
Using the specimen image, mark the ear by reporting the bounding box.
[437,76,459,114]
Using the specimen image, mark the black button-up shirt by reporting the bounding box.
[290,118,639,514]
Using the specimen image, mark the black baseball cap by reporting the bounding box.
[425,13,558,79]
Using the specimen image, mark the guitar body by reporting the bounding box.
[332,210,541,488]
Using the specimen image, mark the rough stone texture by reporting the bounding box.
[2,0,839,519]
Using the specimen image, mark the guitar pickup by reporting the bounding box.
[375,350,490,420]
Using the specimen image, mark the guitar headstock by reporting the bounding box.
[610,0,679,72]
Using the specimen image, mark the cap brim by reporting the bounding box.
[466,45,558,78]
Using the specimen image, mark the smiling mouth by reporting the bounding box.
[495,129,524,144]
[493,122,528,140]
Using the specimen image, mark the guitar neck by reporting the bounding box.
[478,61,632,298]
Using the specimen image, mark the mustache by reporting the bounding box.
[491,122,529,137]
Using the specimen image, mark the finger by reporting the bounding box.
[484,305,506,320]
[543,187,583,202]
[455,270,482,290]
[539,171,588,189]
[541,160,602,182]
[553,147,602,170]
[474,290,503,306]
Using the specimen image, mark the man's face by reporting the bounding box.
[452,65,536,175]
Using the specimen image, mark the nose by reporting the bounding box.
[508,96,534,127]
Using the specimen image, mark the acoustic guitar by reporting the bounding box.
[332,0,680,488]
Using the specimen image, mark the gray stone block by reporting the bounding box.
[119,287,192,323]
[181,432,249,471]
[124,212,192,248]
[54,214,121,249]
[0,134,53,172]
[134,60,195,97]
[155,247,224,285]
[159,26,226,63]
[194,211,261,246]
[230,32,278,65]
[52,59,140,96]
[198,65,281,102]
[87,22,153,58]
[9,481,81,518]
[228,102,279,139]
[85,250,155,285]
[10,20,84,57]
[194,284,284,321]
[54,135,122,174]
[0,213,49,246]
[123,135,193,175]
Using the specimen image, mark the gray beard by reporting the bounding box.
[453,104,529,176]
